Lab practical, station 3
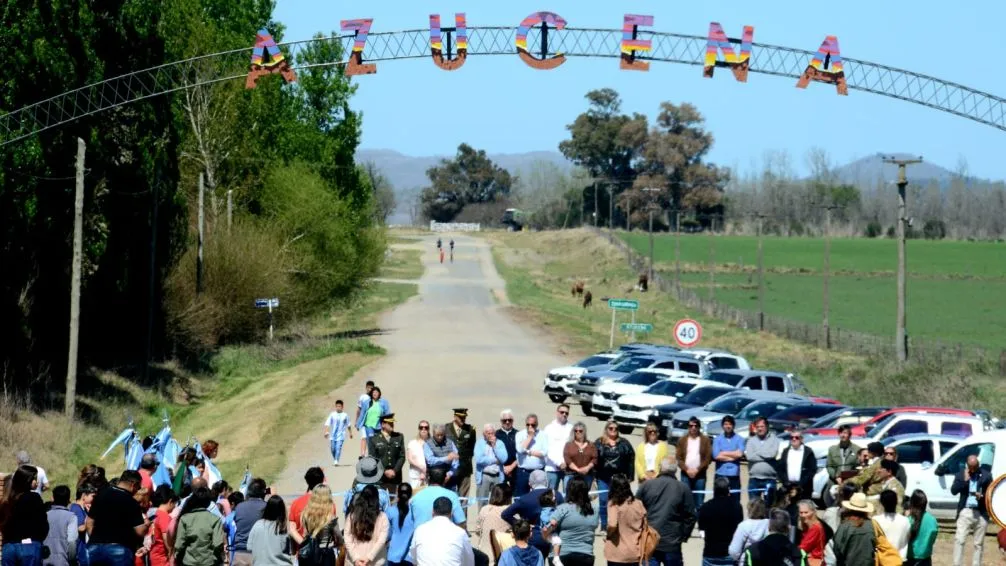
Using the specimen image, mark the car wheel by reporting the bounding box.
[548,394,567,403]
[618,425,634,435]
[580,403,594,417]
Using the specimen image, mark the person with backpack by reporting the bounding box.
[744,509,807,566]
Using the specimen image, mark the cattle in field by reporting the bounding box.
[638,273,648,292]
[571,281,585,297]
[583,290,593,308]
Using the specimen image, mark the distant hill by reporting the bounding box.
[356,148,573,224]
[831,153,966,187]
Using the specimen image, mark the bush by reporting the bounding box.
[886,226,895,238]
[923,218,947,240]
[864,220,882,238]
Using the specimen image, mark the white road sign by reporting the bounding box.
[673,319,702,347]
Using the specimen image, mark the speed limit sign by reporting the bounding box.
[673,319,702,347]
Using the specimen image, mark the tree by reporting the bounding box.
[361,162,396,223]
[420,144,513,222]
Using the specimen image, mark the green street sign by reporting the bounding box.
[608,298,639,311]
[620,322,653,333]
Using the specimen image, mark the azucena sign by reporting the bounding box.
[246,11,847,96]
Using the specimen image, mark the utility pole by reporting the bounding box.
[821,204,839,349]
[626,196,631,231]
[197,172,205,294]
[755,213,766,331]
[708,215,716,309]
[593,184,598,227]
[65,138,85,418]
[674,211,682,297]
[641,187,662,282]
[882,156,923,364]
[227,189,233,234]
[608,185,614,230]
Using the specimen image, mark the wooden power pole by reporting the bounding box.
[227,189,233,234]
[197,172,205,294]
[821,205,838,349]
[882,156,923,363]
[708,215,716,309]
[65,138,85,418]
[756,213,766,331]
[674,211,682,297]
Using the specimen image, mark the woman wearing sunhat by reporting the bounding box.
[343,457,391,516]
[832,492,877,565]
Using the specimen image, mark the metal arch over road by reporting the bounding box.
[2,25,1005,146]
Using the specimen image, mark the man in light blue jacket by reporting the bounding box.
[474,423,509,510]
[514,413,549,498]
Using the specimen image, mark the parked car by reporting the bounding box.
[808,433,963,507]
[667,390,806,441]
[704,397,812,439]
[703,369,800,394]
[647,385,738,439]
[907,430,1006,520]
[803,406,980,438]
[611,377,722,433]
[618,342,680,353]
[803,411,984,460]
[542,352,621,403]
[785,407,890,439]
[680,348,751,370]
[590,369,691,417]
[766,403,850,435]
[571,354,708,416]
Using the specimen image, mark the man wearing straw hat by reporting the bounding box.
[369,413,406,491]
[833,492,876,564]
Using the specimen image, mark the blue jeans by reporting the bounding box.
[685,475,706,508]
[702,557,735,566]
[648,550,683,566]
[717,474,741,504]
[565,473,593,493]
[546,471,562,491]
[87,544,135,566]
[514,468,534,497]
[330,438,345,461]
[596,478,610,529]
[748,477,776,505]
[2,543,42,566]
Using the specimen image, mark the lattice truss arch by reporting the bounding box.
[2,26,1004,146]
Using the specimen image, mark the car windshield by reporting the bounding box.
[705,395,757,414]
[680,387,733,405]
[706,371,743,386]
[865,413,898,438]
[643,380,696,397]
[772,404,845,422]
[807,409,851,429]
[621,371,663,386]
[737,400,796,420]
[576,355,612,368]
[611,357,654,373]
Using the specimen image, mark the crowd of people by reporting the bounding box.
[3,382,1006,566]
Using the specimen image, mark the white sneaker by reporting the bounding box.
[552,557,563,566]
[697,530,705,539]
[334,460,339,466]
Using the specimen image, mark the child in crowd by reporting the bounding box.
[324,399,353,466]
[538,489,562,564]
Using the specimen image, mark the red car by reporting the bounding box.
[804,406,978,437]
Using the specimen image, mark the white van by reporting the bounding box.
[906,429,1006,520]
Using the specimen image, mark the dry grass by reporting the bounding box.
[378,247,424,280]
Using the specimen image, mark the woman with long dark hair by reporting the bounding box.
[905,490,937,566]
[0,465,48,566]
[174,487,224,566]
[603,473,645,566]
[385,484,415,566]
[344,485,389,566]
[248,496,292,565]
[542,476,598,566]
[593,419,634,530]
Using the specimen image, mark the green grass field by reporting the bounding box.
[621,232,1006,349]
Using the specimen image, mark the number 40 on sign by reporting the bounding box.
[673,319,702,347]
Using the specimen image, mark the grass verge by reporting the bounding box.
[487,229,1004,414]
[379,246,424,280]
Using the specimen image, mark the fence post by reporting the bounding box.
[1000,350,1006,377]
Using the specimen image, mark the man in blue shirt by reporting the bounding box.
[712,415,745,503]
[409,468,466,528]
[513,413,548,498]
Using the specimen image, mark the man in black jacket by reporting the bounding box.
[951,454,993,566]
[745,509,807,565]
[776,430,817,502]
[496,409,519,490]
[636,457,696,566]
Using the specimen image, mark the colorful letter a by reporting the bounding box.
[246,29,297,89]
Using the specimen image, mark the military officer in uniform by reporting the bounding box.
[445,408,476,498]
[368,413,406,490]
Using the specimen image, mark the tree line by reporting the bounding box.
[0,0,393,404]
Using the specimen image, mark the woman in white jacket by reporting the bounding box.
[728,498,769,564]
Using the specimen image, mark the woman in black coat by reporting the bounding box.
[0,465,50,565]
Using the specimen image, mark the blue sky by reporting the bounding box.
[274,1,1003,180]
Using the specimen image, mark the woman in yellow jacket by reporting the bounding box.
[635,422,675,483]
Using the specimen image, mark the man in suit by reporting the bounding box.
[951,454,993,566]
[826,425,861,484]
[776,430,817,501]
[368,413,406,490]
[445,408,476,498]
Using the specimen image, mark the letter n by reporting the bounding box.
[796,35,848,95]
[246,28,297,89]
[341,19,377,76]
[430,13,467,71]
[620,15,654,72]
[703,22,754,82]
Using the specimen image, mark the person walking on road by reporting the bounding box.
[323,399,352,466]
[356,381,376,456]
[594,419,634,530]
[711,416,744,504]
[445,408,477,498]
[515,414,549,498]
[635,458,696,566]
[676,417,712,508]
[635,423,671,485]
[603,474,645,566]
[744,417,780,504]
[562,422,597,491]
[743,509,807,566]
[543,405,573,492]
[369,414,407,490]
[497,410,520,492]
[475,423,508,509]
[697,477,743,566]
[424,424,461,490]
[951,454,992,566]
[406,420,431,489]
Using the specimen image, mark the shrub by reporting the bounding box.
[923,218,947,240]
[886,226,895,238]
[864,220,882,238]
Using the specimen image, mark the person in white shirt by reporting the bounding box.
[776,431,816,502]
[323,399,353,466]
[407,420,431,488]
[873,489,911,559]
[514,413,549,498]
[410,496,475,566]
[542,405,573,491]
[17,451,48,494]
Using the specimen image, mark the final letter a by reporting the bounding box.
[620,14,654,72]
[341,19,377,76]
[516,12,568,70]
[703,22,754,82]
[796,36,848,95]
[246,28,297,89]
[430,13,467,71]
